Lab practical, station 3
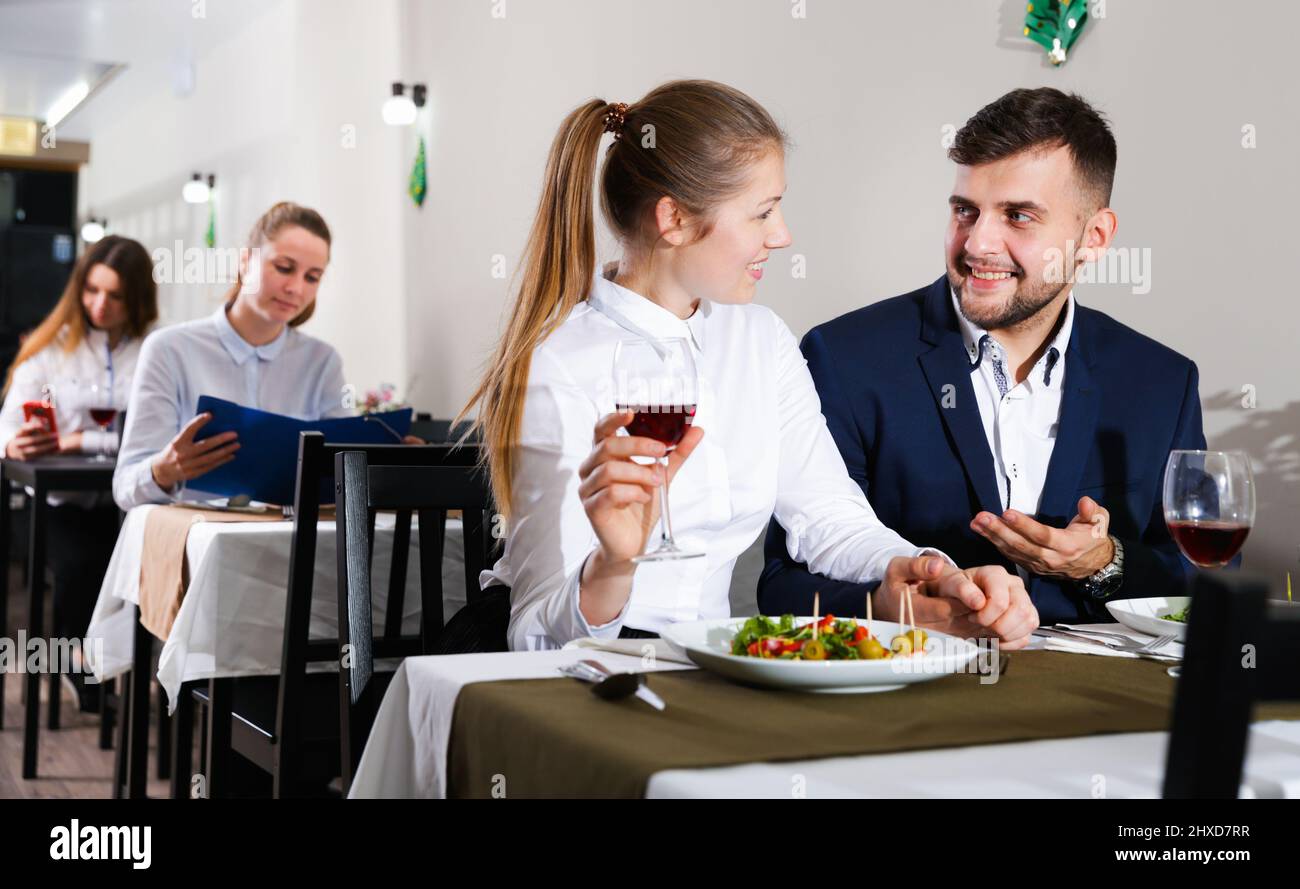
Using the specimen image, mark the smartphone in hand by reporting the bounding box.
[22,401,58,437]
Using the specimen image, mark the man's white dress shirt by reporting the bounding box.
[952,288,1074,529]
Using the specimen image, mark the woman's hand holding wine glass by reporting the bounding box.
[576,407,704,627]
[576,335,706,626]
[578,410,705,564]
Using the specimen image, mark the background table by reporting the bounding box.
[0,455,116,780]
[86,504,469,710]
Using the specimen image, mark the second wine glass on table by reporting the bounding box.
[1161,448,1255,678]
[1163,449,1255,568]
[86,376,120,463]
[612,337,703,563]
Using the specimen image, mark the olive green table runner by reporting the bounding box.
[445,650,1300,798]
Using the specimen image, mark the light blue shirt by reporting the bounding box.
[113,305,349,510]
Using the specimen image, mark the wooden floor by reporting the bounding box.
[1,564,168,799]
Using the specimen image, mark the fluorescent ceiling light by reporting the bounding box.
[45,81,90,128]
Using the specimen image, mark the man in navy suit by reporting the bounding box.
[761,88,1203,626]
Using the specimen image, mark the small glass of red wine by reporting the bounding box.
[87,379,119,463]
[612,337,703,562]
[1163,449,1255,568]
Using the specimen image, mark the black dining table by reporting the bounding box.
[0,455,117,779]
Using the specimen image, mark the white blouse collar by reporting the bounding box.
[588,272,710,352]
[212,305,290,366]
[71,323,132,355]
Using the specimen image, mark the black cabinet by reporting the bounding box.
[0,167,79,376]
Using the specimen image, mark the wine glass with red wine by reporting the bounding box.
[87,376,119,463]
[1163,450,1255,568]
[612,337,703,562]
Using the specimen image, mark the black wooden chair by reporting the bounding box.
[1163,570,1300,798]
[188,431,484,797]
[409,417,480,445]
[334,449,498,793]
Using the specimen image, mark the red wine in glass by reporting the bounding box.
[87,377,118,462]
[1162,450,1255,678]
[1166,519,1250,568]
[1163,449,1255,571]
[615,404,696,450]
[611,336,703,562]
[90,407,118,429]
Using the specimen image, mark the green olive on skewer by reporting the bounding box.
[802,639,828,661]
[857,637,889,660]
[889,634,913,656]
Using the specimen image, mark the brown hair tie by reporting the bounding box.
[602,102,629,138]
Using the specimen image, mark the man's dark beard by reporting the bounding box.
[948,252,1072,331]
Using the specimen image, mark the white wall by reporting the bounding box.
[399,0,1300,585]
[79,0,410,403]
[72,0,1300,586]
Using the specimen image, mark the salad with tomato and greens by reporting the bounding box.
[730,614,927,661]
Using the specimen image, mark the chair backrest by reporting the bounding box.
[408,417,481,445]
[334,448,495,792]
[273,430,483,797]
[1162,570,1300,798]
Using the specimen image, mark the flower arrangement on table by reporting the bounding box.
[359,383,407,415]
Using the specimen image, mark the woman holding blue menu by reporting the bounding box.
[113,202,351,510]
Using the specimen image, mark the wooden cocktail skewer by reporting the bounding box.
[866,590,873,639]
[812,590,821,640]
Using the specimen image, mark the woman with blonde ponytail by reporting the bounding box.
[467,80,1036,651]
[113,202,351,510]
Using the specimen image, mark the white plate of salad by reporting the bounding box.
[1108,586,1297,642]
[1106,597,1191,640]
[661,615,982,694]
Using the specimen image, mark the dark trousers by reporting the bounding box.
[45,501,119,641]
[617,626,659,639]
[433,586,660,652]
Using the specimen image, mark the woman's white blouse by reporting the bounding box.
[113,305,349,511]
[485,274,937,651]
[0,326,142,506]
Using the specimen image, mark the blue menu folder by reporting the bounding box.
[188,395,413,506]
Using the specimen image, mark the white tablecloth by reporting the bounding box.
[85,504,468,710]
[348,636,1300,799]
[348,642,695,799]
[644,721,1300,799]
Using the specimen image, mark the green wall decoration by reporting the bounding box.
[1024,1,1089,66]
[409,135,427,208]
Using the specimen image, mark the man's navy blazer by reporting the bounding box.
[760,275,1205,624]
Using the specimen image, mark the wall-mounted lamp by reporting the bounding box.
[80,216,107,243]
[182,172,215,204]
[382,82,426,126]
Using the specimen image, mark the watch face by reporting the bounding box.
[1089,574,1123,600]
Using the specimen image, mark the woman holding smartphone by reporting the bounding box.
[0,234,157,707]
[113,201,353,510]
[463,80,1039,651]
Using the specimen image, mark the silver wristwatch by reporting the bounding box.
[1080,535,1124,600]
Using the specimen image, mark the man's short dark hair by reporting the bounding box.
[948,87,1117,210]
